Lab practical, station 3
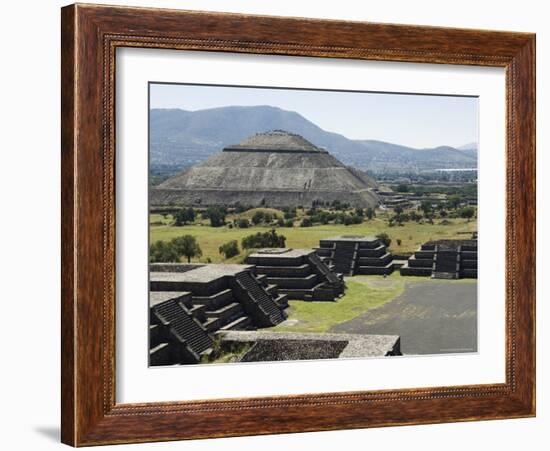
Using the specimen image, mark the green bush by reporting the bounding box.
[236,218,250,228]
[219,240,240,259]
[242,229,286,249]
[149,240,180,263]
[174,207,195,226]
[300,217,313,227]
[149,235,203,263]
[376,232,392,248]
[204,206,226,227]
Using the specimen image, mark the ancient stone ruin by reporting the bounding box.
[219,331,402,362]
[316,235,395,276]
[149,263,288,366]
[400,239,478,279]
[245,248,345,301]
[151,130,380,208]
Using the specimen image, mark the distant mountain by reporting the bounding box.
[150,106,477,174]
[457,142,478,151]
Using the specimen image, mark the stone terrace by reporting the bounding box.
[246,248,344,302]
[149,263,288,366]
[316,235,395,276]
[400,239,478,279]
[218,330,401,361]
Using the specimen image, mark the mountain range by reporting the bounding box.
[150,106,478,175]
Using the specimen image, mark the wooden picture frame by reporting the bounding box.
[61,3,535,446]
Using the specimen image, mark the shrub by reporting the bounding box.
[242,229,286,249]
[300,217,313,227]
[343,215,353,226]
[396,238,402,246]
[376,232,391,247]
[284,219,294,227]
[219,240,240,259]
[174,207,195,226]
[283,208,297,219]
[236,218,250,228]
[251,211,264,224]
[204,206,226,227]
[459,206,476,221]
[149,240,180,263]
[365,207,375,220]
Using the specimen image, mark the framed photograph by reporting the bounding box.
[61,4,536,446]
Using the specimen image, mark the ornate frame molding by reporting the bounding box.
[61,4,535,446]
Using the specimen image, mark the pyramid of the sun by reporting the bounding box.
[151,130,380,208]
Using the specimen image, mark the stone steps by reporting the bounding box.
[153,299,213,357]
[432,271,458,280]
[220,315,253,331]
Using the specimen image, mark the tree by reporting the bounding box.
[376,232,391,248]
[394,205,404,215]
[204,206,226,227]
[396,184,409,193]
[171,235,202,263]
[251,211,265,225]
[236,218,250,228]
[459,206,476,221]
[300,217,313,227]
[283,208,296,220]
[448,195,462,210]
[219,240,240,259]
[149,240,179,263]
[365,207,375,220]
[174,207,195,226]
[420,200,433,216]
[242,229,286,249]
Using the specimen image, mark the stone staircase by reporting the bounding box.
[331,241,358,275]
[308,252,341,284]
[431,248,459,279]
[235,272,285,325]
[152,299,213,363]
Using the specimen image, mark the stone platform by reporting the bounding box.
[246,248,344,301]
[316,235,395,276]
[400,240,478,279]
[218,330,401,361]
[149,263,288,366]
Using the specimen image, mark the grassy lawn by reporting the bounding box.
[272,273,477,334]
[149,213,476,263]
[273,274,406,333]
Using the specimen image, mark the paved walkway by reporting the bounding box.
[330,281,477,355]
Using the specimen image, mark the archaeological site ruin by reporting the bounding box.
[400,239,478,279]
[150,130,381,208]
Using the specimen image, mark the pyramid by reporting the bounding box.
[151,130,380,208]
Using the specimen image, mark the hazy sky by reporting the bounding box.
[150,83,478,149]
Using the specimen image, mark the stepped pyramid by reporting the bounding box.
[151,130,380,208]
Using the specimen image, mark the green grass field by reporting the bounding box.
[273,273,477,334]
[149,212,476,263]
